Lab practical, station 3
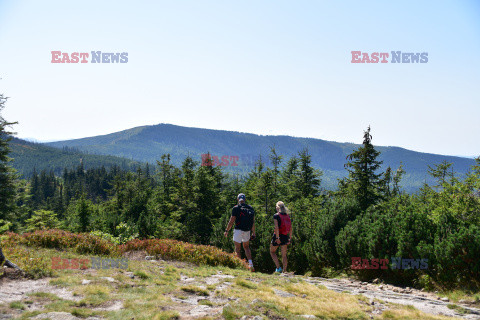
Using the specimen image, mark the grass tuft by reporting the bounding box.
[134,270,150,279]
[181,285,210,296]
[9,301,26,310]
[235,278,258,289]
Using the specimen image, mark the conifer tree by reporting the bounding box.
[0,93,17,220]
[77,195,91,232]
[340,126,383,211]
[269,146,283,197]
[298,148,322,198]
[428,160,455,188]
[280,156,300,202]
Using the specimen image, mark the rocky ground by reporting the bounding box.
[301,276,480,319]
[1,256,479,320]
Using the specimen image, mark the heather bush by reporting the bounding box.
[19,229,120,256]
[119,238,248,269]
[1,235,52,279]
[3,230,248,273]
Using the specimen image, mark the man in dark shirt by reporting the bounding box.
[224,193,255,271]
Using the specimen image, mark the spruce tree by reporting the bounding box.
[269,146,283,197]
[280,156,300,202]
[0,93,17,220]
[77,195,91,232]
[340,126,383,211]
[298,148,322,198]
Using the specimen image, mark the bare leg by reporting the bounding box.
[270,244,280,269]
[234,242,242,259]
[281,245,288,272]
[242,241,252,261]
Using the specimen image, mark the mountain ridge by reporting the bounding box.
[44,123,474,159]
[43,123,477,192]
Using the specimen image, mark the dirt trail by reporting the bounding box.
[301,276,480,319]
[1,265,480,319]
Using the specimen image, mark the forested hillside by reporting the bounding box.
[46,123,476,191]
[9,137,142,178]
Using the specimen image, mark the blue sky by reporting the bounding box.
[0,0,479,157]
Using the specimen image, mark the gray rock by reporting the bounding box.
[251,298,260,304]
[170,296,199,305]
[81,279,91,285]
[100,277,115,282]
[441,297,449,302]
[252,317,263,320]
[180,275,195,282]
[189,305,213,317]
[300,316,316,319]
[32,312,79,319]
[273,289,295,298]
[145,256,155,260]
[302,294,307,298]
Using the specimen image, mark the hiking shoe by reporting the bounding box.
[275,267,282,273]
[249,265,255,272]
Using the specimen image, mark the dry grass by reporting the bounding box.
[0,242,473,320]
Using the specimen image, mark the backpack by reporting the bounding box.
[278,213,291,235]
[236,204,255,231]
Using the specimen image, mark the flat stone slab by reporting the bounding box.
[273,289,295,298]
[31,312,101,320]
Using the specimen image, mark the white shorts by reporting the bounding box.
[233,229,251,243]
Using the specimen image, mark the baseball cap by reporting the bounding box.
[237,193,246,201]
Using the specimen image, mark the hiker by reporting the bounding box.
[224,193,256,271]
[270,201,292,273]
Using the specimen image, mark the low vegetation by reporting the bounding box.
[1,229,248,278]
[0,241,466,320]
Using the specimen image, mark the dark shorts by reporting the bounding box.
[271,234,290,246]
